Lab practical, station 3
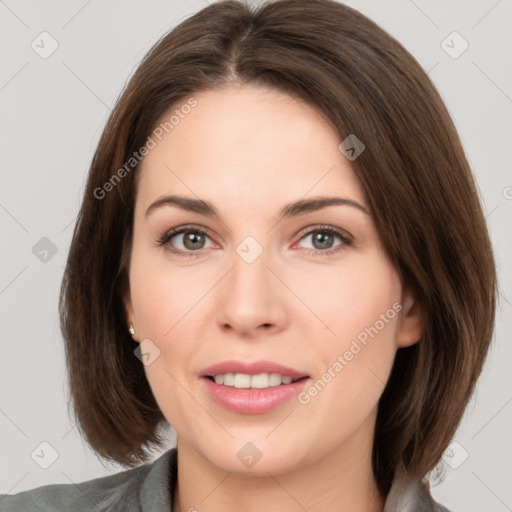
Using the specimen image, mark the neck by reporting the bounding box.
[172,422,385,512]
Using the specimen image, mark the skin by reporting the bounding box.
[124,84,424,512]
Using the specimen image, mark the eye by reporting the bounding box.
[156,224,353,258]
[156,225,215,257]
[294,225,353,256]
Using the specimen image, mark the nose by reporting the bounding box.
[215,244,288,339]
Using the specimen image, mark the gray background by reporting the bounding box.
[1,1,511,510]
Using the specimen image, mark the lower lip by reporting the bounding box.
[201,377,310,414]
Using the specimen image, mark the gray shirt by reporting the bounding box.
[0,448,451,511]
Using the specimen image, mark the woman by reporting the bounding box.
[0,0,496,510]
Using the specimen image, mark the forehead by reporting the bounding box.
[136,85,366,214]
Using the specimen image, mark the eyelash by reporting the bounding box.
[156,224,353,258]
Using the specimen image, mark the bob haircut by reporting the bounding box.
[59,0,497,496]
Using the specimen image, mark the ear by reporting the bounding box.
[397,285,425,348]
[123,290,138,340]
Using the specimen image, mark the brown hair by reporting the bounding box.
[59,0,497,495]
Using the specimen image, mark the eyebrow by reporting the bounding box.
[145,194,370,220]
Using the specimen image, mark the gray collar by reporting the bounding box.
[0,446,450,511]
[383,466,451,512]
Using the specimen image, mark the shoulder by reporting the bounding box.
[0,464,149,512]
[0,448,177,512]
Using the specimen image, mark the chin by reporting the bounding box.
[199,438,308,477]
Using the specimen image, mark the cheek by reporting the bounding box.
[129,245,202,340]
[128,247,211,398]
[294,257,401,412]
[290,257,401,346]
[128,250,204,427]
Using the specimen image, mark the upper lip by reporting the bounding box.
[200,360,309,380]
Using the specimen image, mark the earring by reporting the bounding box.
[128,324,135,336]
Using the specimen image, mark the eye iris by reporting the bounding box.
[313,231,334,250]
[183,231,205,250]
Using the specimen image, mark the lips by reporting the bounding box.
[199,360,311,414]
[199,360,309,380]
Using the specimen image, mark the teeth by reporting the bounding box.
[213,373,297,389]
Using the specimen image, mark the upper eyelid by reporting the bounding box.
[296,224,352,240]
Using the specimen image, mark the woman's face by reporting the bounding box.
[124,84,422,475]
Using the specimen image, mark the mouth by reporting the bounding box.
[199,360,311,414]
